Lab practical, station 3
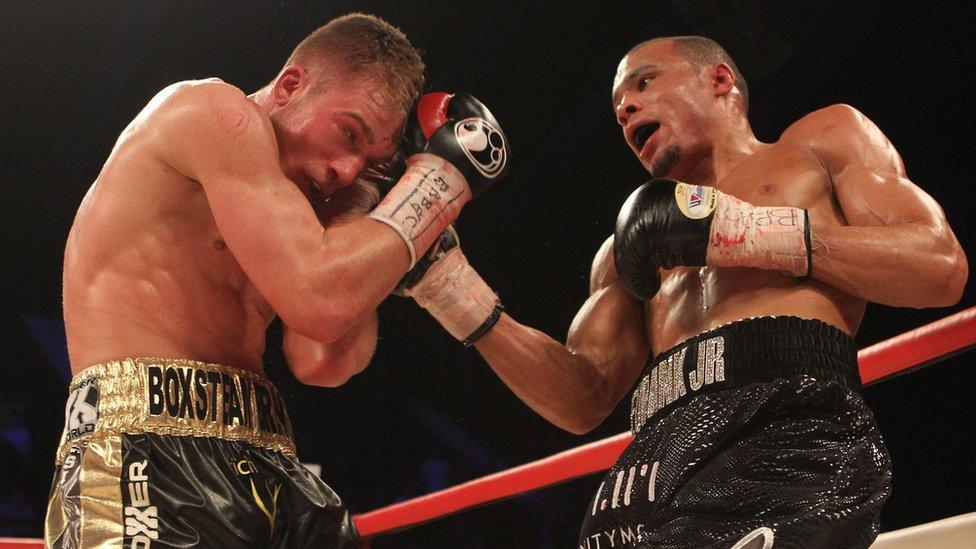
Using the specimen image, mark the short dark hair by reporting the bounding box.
[630,36,749,112]
[286,13,425,118]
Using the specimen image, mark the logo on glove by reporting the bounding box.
[453,118,507,179]
[675,183,716,219]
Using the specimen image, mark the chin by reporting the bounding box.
[648,145,682,179]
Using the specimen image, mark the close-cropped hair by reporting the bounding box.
[632,36,749,112]
[287,13,425,118]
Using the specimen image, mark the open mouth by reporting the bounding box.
[631,122,660,151]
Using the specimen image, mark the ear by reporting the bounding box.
[272,64,309,107]
[710,63,736,98]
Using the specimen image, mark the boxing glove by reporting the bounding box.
[614,178,811,300]
[370,92,510,267]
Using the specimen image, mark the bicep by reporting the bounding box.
[813,105,947,228]
[567,239,649,400]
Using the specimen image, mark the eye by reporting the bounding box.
[342,126,356,143]
[637,74,654,91]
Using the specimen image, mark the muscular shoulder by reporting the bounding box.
[589,235,619,294]
[149,79,266,139]
[781,104,869,142]
[781,104,903,174]
[146,80,278,181]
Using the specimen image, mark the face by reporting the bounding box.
[270,66,403,200]
[612,41,716,178]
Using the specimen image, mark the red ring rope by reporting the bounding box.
[3,307,973,548]
[352,307,976,539]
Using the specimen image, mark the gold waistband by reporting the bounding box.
[57,358,296,461]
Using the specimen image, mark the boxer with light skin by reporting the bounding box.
[50,13,510,547]
[405,36,967,547]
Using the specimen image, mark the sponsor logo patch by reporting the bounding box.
[731,526,775,549]
[65,377,99,440]
[236,459,282,540]
[675,183,716,219]
[124,460,159,547]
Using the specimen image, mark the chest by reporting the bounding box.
[713,146,832,209]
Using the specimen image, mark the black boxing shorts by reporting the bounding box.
[579,317,891,549]
[45,358,359,548]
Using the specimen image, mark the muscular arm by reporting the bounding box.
[474,237,650,434]
[799,104,968,307]
[281,180,384,386]
[155,81,410,343]
[283,312,378,387]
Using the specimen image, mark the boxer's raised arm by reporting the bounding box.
[799,104,967,307]
[475,237,650,434]
[154,81,410,342]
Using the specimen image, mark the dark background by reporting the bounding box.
[1,1,974,546]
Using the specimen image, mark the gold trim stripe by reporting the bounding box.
[79,434,124,547]
[56,358,296,463]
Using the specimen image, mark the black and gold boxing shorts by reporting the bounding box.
[580,317,891,549]
[45,358,359,548]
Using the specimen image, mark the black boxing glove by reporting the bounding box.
[612,235,662,301]
[419,92,509,195]
[370,92,510,267]
[614,178,811,300]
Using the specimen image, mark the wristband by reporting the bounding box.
[462,300,504,347]
[800,209,813,281]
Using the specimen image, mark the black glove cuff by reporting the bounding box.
[800,209,813,281]
[462,300,505,347]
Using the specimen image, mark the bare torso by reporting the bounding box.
[63,80,275,374]
[644,137,864,355]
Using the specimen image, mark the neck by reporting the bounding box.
[248,85,274,111]
[681,115,765,187]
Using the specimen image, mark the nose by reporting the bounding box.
[615,93,641,126]
[330,154,366,187]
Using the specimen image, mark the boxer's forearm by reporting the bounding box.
[284,313,378,387]
[475,315,620,434]
[811,222,967,308]
[292,219,410,342]
[476,295,650,434]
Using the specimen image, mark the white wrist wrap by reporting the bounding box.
[706,192,811,277]
[369,153,472,268]
[406,247,498,342]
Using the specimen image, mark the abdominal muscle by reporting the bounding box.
[645,266,865,357]
[63,254,273,375]
[63,141,275,375]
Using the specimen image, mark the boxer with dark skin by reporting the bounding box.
[404,36,967,547]
[475,36,966,429]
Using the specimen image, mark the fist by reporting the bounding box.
[414,92,510,196]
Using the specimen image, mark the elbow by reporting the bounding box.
[561,418,602,436]
[938,248,968,306]
[556,373,622,435]
[289,347,369,388]
[923,244,968,308]
[292,363,357,388]
[556,400,615,435]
